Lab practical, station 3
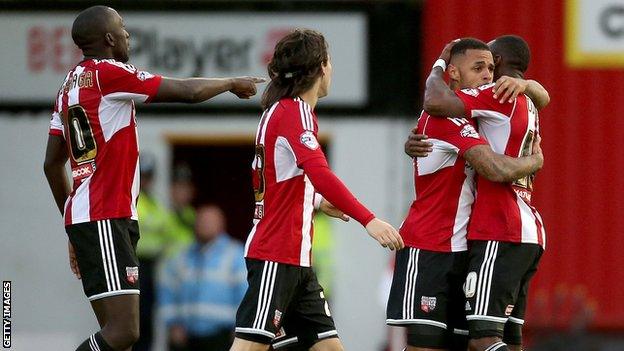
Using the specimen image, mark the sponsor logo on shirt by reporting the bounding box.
[421,296,437,313]
[71,161,96,181]
[513,187,533,203]
[254,204,264,219]
[300,130,320,150]
[460,124,480,139]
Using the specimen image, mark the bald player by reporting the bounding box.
[43,6,263,351]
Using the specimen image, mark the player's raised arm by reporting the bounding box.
[152,76,266,103]
[492,76,550,109]
[423,40,469,117]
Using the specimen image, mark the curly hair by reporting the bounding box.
[261,29,329,110]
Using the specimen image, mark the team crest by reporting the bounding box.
[273,309,283,328]
[126,267,139,284]
[137,71,155,81]
[505,305,515,316]
[421,296,437,313]
[460,124,480,139]
[300,131,320,150]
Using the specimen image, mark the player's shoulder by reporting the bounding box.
[94,59,139,74]
[458,82,495,98]
[273,97,308,120]
[420,110,477,133]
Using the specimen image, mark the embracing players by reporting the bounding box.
[43,6,263,351]
[421,35,549,351]
[387,38,548,351]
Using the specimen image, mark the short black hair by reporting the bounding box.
[489,35,531,73]
[450,38,490,59]
[71,6,115,50]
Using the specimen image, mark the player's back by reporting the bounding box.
[245,97,324,267]
[49,59,162,226]
[456,84,545,246]
[400,112,486,252]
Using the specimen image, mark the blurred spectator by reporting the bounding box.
[169,163,196,242]
[136,153,177,351]
[311,212,334,300]
[157,204,246,351]
[136,155,196,350]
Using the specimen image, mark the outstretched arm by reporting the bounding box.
[301,158,404,250]
[463,135,543,182]
[152,76,265,103]
[43,135,71,215]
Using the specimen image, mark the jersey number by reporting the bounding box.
[513,130,534,190]
[67,105,97,163]
[253,145,266,202]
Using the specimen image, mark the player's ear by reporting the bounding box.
[447,64,460,82]
[493,54,502,66]
[105,32,115,47]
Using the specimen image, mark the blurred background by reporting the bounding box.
[1,0,623,350]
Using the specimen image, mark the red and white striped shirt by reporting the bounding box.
[456,83,546,247]
[245,97,373,267]
[48,59,162,226]
[400,112,488,252]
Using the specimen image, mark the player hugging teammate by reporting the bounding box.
[395,36,549,351]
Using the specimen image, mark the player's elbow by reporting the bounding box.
[43,158,57,176]
[173,80,203,103]
[423,95,445,116]
[481,170,506,182]
[183,83,203,103]
[537,93,551,110]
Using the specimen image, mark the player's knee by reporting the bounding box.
[104,318,140,348]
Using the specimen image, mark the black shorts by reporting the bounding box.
[235,259,337,349]
[464,241,543,340]
[386,248,469,349]
[66,219,140,301]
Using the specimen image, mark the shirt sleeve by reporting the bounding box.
[301,157,375,226]
[455,84,514,119]
[49,96,64,138]
[97,61,162,103]
[439,118,488,156]
[279,103,326,167]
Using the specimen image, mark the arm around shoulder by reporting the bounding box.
[463,144,543,182]
[525,80,550,110]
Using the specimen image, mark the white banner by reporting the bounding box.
[0,12,367,106]
[567,0,624,67]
